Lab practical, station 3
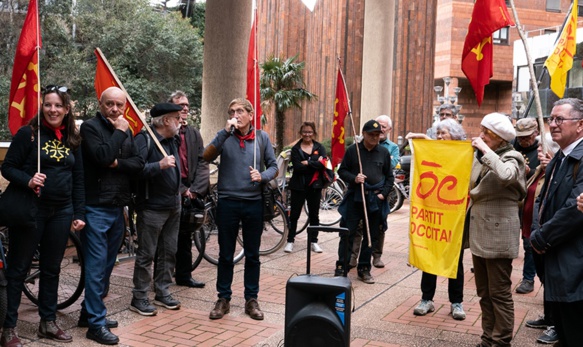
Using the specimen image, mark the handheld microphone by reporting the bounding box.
[230,125,235,135]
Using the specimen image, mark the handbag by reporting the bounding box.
[0,183,39,228]
[262,184,275,221]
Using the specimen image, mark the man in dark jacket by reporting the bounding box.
[79,87,144,345]
[168,91,209,288]
[130,103,183,316]
[531,98,583,347]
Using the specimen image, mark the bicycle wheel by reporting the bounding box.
[388,185,404,213]
[201,201,245,265]
[191,226,206,271]
[253,201,288,255]
[315,186,343,226]
[24,231,85,310]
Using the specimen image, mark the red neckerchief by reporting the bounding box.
[234,129,255,148]
[42,119,65,141]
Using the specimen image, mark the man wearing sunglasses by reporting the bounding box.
[531,98,583,346]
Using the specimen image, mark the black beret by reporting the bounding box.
[150,103,183,118]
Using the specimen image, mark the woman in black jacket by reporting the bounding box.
[284,122,327,253]
[1,85,85,346]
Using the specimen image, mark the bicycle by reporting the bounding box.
[0,226,84,310]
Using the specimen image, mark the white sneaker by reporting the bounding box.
[311,243,323,253]
[284,242,293,253]
[413,299,435,316]
[451,302,466,320]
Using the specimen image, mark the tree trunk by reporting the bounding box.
[275,110,285,155]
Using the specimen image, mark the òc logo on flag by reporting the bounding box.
[544,0,577,98]
[408,140,473,278]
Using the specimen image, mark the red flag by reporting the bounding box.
[246,9,262,130]
[94,49,144,135]
[331,68,349,169]
[8,0,41,136]
[461,0,514,106]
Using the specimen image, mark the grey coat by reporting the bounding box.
[468,143,526,259]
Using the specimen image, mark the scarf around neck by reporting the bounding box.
[42,119,66,141]
[234,128,255,148]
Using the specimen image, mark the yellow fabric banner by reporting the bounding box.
[408,140,474,278]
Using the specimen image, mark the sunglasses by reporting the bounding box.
[43,85,69,94]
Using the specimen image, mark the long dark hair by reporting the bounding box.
[29,86,81,150]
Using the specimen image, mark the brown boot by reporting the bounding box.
[37,320,72,343]
[245,298,264,320]
[209,298,230,320]
[1,328,22,347]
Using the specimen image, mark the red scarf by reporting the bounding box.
[234,130,255,148]
[42,119,65,141]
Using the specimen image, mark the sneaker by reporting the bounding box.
[130,298,158,316]
[284,242,293,253]
[154,295,181,310]
[525,315,549,329]
[357,268,375,284]
[515,279,534,294]
[311,243,323,253]
[209,298,230,320]
[334,265,345,277]
[450,302,466,320]
[413,299,435,316]
[537,326,559,344]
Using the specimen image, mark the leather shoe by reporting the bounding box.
[372,256,385,268]
[176,278,205,288]
[86,326,120,345]
[1,328,22,347]
[37,320,72,342]
[245,298,264,320]
[209,298,230,320]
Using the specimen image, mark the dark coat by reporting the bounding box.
[531,140,583,302]
[179,126,209,197]
[288,140,327,191]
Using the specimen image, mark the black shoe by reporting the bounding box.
[515,279,534,294]
[537,326,559,344]
[78,317,118,329]
[176,278,205,288]
[130,298,158,316]
[86,326,119,345]
[154,295,181,310]
[526,315,549,329]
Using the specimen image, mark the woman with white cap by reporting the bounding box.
[468,112,526,347]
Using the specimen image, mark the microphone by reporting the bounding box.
[230,125,235,135]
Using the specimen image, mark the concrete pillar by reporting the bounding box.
[200,0,252,143]
[361,0,395,124]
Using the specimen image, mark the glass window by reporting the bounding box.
[517,66,530,92]
[493,27,509,45]
[546,0,560,12]
[568,60,583,88]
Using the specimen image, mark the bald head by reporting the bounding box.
[99,87,127,120]
[375,115,392,141]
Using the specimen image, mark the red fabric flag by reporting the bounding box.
[94,49,143,135]
[461,0,514,106]
[8,0,41,136]
[331,68,349,169]
[246,9,262,130]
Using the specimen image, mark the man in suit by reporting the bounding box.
[531,98,583,347]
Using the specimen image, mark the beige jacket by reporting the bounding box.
[468,143,526,259]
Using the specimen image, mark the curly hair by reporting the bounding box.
[436,118,466,140]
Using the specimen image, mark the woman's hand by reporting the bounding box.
[28,172,46,195]
[377,193,385,200]
[71,219,86,231]
[471,137,490,154]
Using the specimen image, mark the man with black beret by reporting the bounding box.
[130,102,183,316]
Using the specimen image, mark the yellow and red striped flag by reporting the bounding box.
[8,0,41,136]
[545,0,578,98]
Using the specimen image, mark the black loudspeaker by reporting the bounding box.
[285,275,351,347]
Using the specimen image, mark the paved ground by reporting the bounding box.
[13,201,547,346]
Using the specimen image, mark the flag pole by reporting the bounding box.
[35,0,41,173]
[94,48,168,157]
[338,58,372,248]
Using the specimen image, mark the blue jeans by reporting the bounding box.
[4,202,73,328]
[215,198,262,301]
[133,208,180,299]
[521,236,536,281]
[80,205,124,329]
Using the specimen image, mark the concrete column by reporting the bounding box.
[200,0,252,143]
[361,0,395,123]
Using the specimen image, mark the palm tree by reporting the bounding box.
[260,54,317,154]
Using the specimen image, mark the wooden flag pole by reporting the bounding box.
[95,48,168,157]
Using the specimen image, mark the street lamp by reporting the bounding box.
[434,77,463,123]
[512,92,524,119]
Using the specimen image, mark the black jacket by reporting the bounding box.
[179,125,209,197]
[288,140,327,191]
[80,113,144,207]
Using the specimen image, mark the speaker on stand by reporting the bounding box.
[284,226,351,347]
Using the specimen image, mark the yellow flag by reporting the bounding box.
[544,0,578,98]
[408,140,473,278]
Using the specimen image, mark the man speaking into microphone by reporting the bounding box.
[203,98,277,321]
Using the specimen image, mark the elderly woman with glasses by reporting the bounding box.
[468,112,526,347]
[284,122,328,254]
[1,85,85,346]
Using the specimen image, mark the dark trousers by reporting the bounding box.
[550,300,583,347]
[4,202,73,328]
[421,248,464,303]
[336,201,381,271]
[175,215,197,281]
[287,188,321,243]
[533,251,553,325]
[215,198,262,301]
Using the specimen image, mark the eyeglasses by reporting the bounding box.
[302,131,314,135]
[228,108,247,116]
[480,126,499,139]
[43,85,68,94]
[178,103,189,109]
[547,116,582,125]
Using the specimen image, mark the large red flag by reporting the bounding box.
[331,68,349,168]
[8,0,41,136]
[461,0,514,106]
[94,49,144,135]
[246,9,262,130]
